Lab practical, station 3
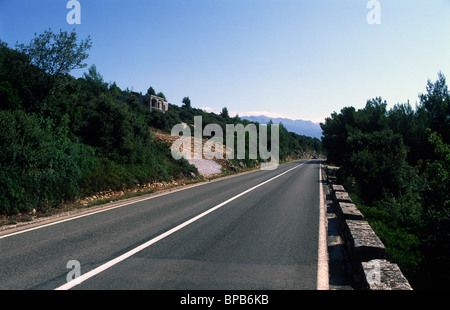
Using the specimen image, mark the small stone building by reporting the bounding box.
[144,94,168,112]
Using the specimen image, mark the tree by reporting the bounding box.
[83,65,108,95]
[182,96,192,109]
[418,72,450,144]
[415,130,450,288]
[16,28,92,75]
[147,86,156,95]
[156,92,166,100]
[0,81,21,110]
[345,129,408,202]
[220,107,230,119]
[0,40,53,111]
[321,106,356,165]
[356,97,388,133]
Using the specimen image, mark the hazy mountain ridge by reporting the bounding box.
[241,115,323,139]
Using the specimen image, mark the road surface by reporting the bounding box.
[0,159,326,290]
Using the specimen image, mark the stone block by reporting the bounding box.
[327,175,337,184]
[336,202,364,221]
[331,184,345,193]
[333,191,353,204]
[360,259,413,290]
[344,220,386,262]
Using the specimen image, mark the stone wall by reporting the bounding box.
[326,167,413,290]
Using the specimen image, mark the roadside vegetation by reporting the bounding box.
[0,29,321,221]
[321,74,450,289]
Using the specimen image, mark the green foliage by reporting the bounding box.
[82,65,108,95]
[0,29,321,226]
[0,35,198,216]
[220,107,230,119]
[419,73,450,143]
[320,107,356,165]
[182,96,191,109]
[321,73,450,289]
[156,91,166,99]
[147,86,156,95]
[0,80,21,110]
[0,41,53,112]
[345,129,408,202]
[420,131,450,287]
[15,28,92,75]
[0,110,96,215]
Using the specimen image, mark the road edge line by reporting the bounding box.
[317,162,329,290]
[55,162,306,290]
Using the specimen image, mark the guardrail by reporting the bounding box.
[325,167,413,290]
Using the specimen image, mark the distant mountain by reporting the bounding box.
[241,115,323,139]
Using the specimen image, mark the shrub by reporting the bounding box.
[0,110,96,215]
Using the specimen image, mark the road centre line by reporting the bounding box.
[55,161,307,290]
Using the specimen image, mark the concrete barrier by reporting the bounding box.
[333,191,353,204]
[344,219,386,262]
[360,259,413,290]
[336,202,364,221]
[331,184,345,192]
[326,175,413,290]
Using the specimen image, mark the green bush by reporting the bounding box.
[0,110,96,214]
[321,74,450,289]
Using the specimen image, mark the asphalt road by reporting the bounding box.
[0,159,325,290]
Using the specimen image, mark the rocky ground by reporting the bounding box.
[187,158,222,176]
[153,128,238,177]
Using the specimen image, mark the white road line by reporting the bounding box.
[55,162,306,290]
[0,188,195,240]
[317,162,329,290]
[0,200,140,240]
[0,164,276,240]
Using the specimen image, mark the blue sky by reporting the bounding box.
[1,1,449,123]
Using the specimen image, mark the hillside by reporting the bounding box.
[0,30,323,219]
